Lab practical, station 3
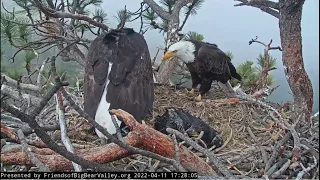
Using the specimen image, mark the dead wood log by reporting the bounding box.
[1,133,140,171]
[1,123,20,143]
[1,109,215,175]
[110,109,215,175]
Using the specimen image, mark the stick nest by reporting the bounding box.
[1,84,319,179]
[149,84,276,153]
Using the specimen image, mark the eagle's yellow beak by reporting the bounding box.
[190,132,199,137]
[162,51,177,61]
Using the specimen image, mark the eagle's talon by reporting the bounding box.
[194,94,202,102]
[185,88,195,95]
[196,102,204,107]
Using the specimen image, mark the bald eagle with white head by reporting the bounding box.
[162,40,242,101]
[83,28,154,139]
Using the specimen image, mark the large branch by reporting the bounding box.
[1,73,41,92]
[16,130,51,172]
[143,0,171,20]
[32,0,109,31]
[248,37,282,90]
[1,56,111,171]
[1,109,216,175]
[1,84,41,107]
[235,0,279,10]
[144,0,195,84]
[59,84,215,174]
[234,0,280,19]
[172,0,195,15]
[110,109,215,175]
[167,128,233,178]
[179,0,197,31]
[278,0,312,122]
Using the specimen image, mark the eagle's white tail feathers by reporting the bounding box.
[94,63,121,138]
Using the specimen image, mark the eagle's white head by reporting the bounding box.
[162,41,196,63]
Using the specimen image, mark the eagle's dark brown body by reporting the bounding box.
[154,108,224,149]
[83,28,154,134]
[185,40,242,97]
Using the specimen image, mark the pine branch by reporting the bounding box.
[167,128,234,178]
[32,0,109,31]
[248,36,282,90]
[234,0,280,19]
[143,0,171,20]
[1,73,41,92]
[234,0,279,10]
[1,56,110,171]
[17,129,50,171]
[179,0,197,31]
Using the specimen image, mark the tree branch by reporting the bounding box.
[166,128,233,178]
[179,0,197,31]
[1,84,41,107]
[32,0,109,31]
[17,129,51,172]
[1,99,111,171]
[234,0,279,10]
[234,0,280,19]
[55,90,82,171]
[1,56,111,171]
[143,0,171,20]
[1,73,41,92]
[1,109,216,175]
[172,0,195,16]
[248,36,282,90]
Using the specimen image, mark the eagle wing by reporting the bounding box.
[196,44,230,75]
[83,35,110,119]
[83,28,154,122]
[106,30,154,121]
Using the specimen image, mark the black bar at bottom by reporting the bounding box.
[1,172,198,179]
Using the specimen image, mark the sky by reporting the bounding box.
[100,0,319,112]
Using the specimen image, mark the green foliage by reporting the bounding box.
[1,50,4,61]
[159,20,169,34]
[1,12,32,44]
[0,50,6,70]
[183,0,205,16]
[13,0,28,8]
[41,69,50,80]
[225,51,234,60]
[183,31,204,41]
[23,50,37,64]
[143,0,204,34]
[266,75,274,86]
[5,67,23,80]
[143,8,158,22]
[230,60,259,91]
[256,53,277,72]
[256,54,276,86]
[17,18,30,43]
[93,9,108,23]
[1,12,17,43]
[230,54,277,92]
[12,0,38,15]
[114,9,132,25]
[159,0,176,13]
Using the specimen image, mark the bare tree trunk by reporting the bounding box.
[234,0,314,122]
[144,0,195,84]
[279,0,313,122]
[248,37,281,91]
[257,48,270,90]
[156,16,181,84]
